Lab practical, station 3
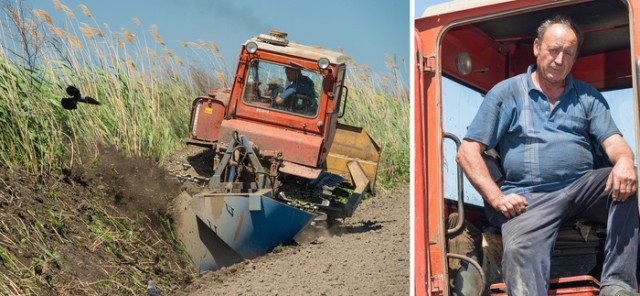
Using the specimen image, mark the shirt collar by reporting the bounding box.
[525,64,575,96]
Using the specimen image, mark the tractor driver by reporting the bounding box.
[456,15,638,296]
[274,66,316,112]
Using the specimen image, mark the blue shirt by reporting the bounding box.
[464,65,620,194]
[281,75,316,101]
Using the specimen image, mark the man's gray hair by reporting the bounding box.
[536,14,584,56]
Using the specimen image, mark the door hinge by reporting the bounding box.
[423,55,435,73]
[430,274,445,295]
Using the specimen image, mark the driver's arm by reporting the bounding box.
[457,139,527,218]
[275,87,296,105]
[601,134,636,201]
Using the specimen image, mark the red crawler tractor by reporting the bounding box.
[173,30,380,272]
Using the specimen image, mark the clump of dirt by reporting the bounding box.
[84,145,183,224]
[164,145,216,195]
[0,145,195,295]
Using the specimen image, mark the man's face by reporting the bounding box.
[533,23,578,85]
[285,68,299,81]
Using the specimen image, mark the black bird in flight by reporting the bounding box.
[61,85,100,110]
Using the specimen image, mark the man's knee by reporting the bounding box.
[501,236,541,265]
[502,240,526,261]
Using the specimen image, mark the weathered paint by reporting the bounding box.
[243,33,346,65]
[227,43,344,166]
[326,123,380,188]
[233,210,245,242]
[188,89,230,143]
[219,118,324,167]
[171,191,244,272]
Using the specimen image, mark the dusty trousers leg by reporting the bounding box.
[497,189,568,296]
[566,168,639,292]
[493,168,639,295]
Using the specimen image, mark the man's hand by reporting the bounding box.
[274,96,284,105]
[494,193,528,219]
[602,134,637,202]
[605,157,636,202]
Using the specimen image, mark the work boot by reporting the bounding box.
[600,285,638,296]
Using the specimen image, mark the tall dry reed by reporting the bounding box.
[342,54,409,188]
[0,1,228,175]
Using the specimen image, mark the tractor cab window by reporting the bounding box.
[242,59,322,117]
[442,77,485,206]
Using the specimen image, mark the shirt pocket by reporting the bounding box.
[553,113,589,134]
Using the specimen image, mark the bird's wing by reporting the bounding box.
[61,98,77,110]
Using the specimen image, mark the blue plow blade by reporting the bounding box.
[192,189,316,259]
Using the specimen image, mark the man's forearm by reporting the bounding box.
[604,135,634,165]
[456,140,504,208]
[601,134,637,200]
[457,139,528,218]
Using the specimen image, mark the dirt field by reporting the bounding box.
[0,144,408,295]
[177,186,410,296]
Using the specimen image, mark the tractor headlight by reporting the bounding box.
[246,42,258,54]
[317,58,330,70]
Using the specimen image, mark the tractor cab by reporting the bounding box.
[189,30,350,169]
[415,0,640,295]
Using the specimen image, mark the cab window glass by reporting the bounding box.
[442,77,484,206]
[242,59,322,117]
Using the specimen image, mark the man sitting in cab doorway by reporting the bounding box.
[456,14,638,296]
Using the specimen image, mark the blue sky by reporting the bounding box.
[415,0,436,18]
[32,0,409,82]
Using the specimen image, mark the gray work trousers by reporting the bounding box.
[485,167,639,295]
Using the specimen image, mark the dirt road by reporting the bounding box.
[177,186,410,296]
